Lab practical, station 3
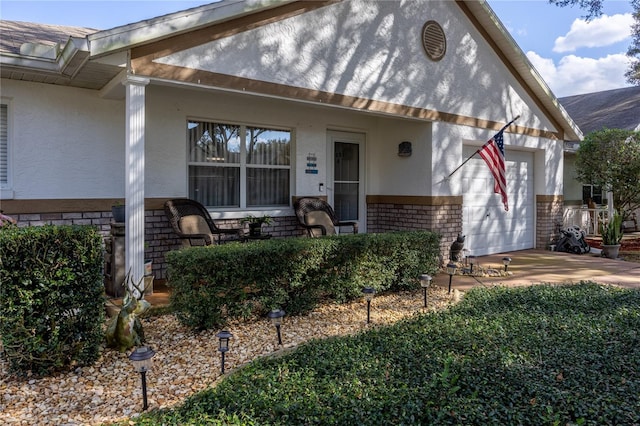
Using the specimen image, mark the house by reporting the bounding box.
[0,0,581,285]
[560,86,640,207]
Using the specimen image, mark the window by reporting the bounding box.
[187,120,291,208]
[582,184,603,205]
[0,103,8,189]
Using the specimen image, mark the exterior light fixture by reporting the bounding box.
[362,286,376,323]
[446,263,457,294]
[215,330,233,374]
[267,309,285,345]
[468,255,476,273]
[502,257,512,272]
[419,274,432,308]
[128,346,156,411]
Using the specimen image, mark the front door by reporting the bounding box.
[327,130,365,232]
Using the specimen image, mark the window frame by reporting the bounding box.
[0,99,13,199]
[186,117,293,212]
[582,184,603,205]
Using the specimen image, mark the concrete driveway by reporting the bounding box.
[432,249,640,293]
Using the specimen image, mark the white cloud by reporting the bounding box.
[553,13,633,53]
[526,51,631,97]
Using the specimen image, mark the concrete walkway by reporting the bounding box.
[432,249,640,293]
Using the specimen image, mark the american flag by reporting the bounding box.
[478,129,508,211]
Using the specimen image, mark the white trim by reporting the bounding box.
[123,75,150,292]
[326,130,366,233]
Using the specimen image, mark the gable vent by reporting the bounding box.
[421,20,446,61]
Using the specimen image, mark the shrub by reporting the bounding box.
[132,282,640,425]
[0,225,105,376]
[166,231,440,330]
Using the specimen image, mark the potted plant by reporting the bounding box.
[111,201,125,223]
[599,211,623,259]
[241,214,273,237]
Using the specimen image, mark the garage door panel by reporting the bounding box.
[462,147,534,256]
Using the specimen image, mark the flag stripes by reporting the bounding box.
[477,130,508,211]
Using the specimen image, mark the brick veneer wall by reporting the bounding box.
[7,209,303,280]
[10,209,181,279]
[366,195,463,261]
[536,195,564,250]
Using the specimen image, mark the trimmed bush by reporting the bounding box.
[166,231,440,330]
[0,225,105,376]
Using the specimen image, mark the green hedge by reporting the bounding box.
[166,231,440,330]
[0,225,105,376]
[131,283,640,425]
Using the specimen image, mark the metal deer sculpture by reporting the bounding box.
[106,273,150,352]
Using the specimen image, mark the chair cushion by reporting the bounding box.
[305,211,336,236]
[179,215,211,235]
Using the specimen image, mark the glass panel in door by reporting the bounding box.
[334,142,359,221]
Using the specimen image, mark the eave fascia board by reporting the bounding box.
[471,0,583,141]
[0,36,89,77]
[58,37,90,77]
[87,0,297,58]
[0,52,61,73]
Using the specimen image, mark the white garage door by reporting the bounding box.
[461,146,534,256]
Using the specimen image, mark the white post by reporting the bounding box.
[123,75,149,296]
[607,190,614,218]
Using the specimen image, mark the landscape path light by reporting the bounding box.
[446,263,457,294]
[267,309,285,345]
[128,346,156,411]
[362,286,376,323]
[468,255,476,273]
[502,257,512,272]
[419,274,432,308]
[215,330,233,374]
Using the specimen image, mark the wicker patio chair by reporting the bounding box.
[164,198,242,247]
[294,197,358,237]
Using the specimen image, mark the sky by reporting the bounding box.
[0,0,636,98]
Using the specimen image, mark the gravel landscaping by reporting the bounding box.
[0,287,457,425]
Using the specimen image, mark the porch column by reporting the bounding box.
[123,75,150,295]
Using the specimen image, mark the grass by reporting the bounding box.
[129,282,640,426]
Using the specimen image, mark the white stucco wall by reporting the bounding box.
[158,0,557,135]
[1,0,566,209]
[1,80,123,199]
[431,121,563,197]
[2,77,562,207]
[145,86,439,202]
[367,118,433,195]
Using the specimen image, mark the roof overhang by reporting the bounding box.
[88,0,296,58]
[1,36,89,77]
[0,0,583,140]
[459,0,582,141]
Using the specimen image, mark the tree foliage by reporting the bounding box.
[627,0,640,84]
[575,128,640,217]
[549,0,640,84]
